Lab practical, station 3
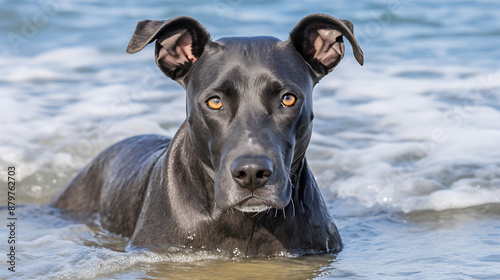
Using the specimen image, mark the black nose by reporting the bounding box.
[231,155,273,190]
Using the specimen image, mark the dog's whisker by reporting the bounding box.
[274,208,278,218]
[291,199,296,217]
[282,208,286,220]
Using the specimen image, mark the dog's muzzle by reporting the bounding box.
[228,155,288,213]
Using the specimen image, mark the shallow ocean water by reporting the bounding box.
[1,0,500,279]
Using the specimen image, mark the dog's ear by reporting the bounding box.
[126,16,210,81]
[289,13,364,79]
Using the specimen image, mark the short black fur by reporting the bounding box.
[51,13,364,256]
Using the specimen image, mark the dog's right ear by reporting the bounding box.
[126,16,210,81]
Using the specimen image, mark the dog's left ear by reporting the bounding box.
[126,16,210,81]
[289,13,364,79]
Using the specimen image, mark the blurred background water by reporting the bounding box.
[1,0,500,279]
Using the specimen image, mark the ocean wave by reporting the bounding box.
[312,61,500,213]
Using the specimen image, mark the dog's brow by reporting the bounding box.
[254,73,282,91]
[252,69,305,96]
[212,79,238,95]
[208,65,245,93]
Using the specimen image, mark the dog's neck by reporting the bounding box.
[143,121,338,254]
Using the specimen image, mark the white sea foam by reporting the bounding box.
[0,47,181,202]
[312,61,500,213]
[1,208,233,279]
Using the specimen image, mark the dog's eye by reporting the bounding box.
[281,94,296,107]
[207,96,223,110]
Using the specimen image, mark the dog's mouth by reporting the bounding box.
[233,196,274,213]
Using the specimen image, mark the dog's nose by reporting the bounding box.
[231,155,273,190]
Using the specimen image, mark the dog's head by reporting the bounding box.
[127,14,363,213]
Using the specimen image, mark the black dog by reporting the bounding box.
[51,13,363,256]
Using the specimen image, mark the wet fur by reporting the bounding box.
[51,14,364,256]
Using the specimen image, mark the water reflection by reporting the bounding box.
[140,253,337,280]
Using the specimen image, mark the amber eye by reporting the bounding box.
[281,94,296,107]
[207,96,223,110]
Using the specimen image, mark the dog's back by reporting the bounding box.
[51,134,171,235]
